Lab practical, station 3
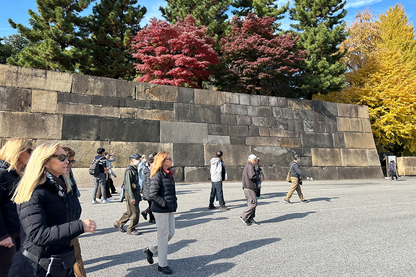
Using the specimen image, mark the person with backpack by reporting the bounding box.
[90,148,109,204]
[113,154,142,235]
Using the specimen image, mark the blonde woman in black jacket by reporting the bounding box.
[143,151,177,275]
[8,141,96,277]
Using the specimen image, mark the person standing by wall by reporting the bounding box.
[209,151,229,211]
[389,159,398,181]
[92,148,109,204]
[143,151,177,275]
[240,154,261,226]
[0,138,32,277]
[114,154,142,235]
[284,154,310,204]
[62,147,87,277]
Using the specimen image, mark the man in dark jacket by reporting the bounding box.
[240,154,261,226]
[92,148,109,204]
[284,154,310,204]
[114,154,142,235]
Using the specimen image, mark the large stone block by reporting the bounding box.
[311,148,342,166]
[62,115,101,140]
[337,103,359,117]
[252,117,277,127]
[204,144,251,166]
[230,136,246,145]
[333,132,346,148]
[208,124,228,136]
[397,157,416,176]
[236,115,252,126]
[177,87,194,103]
[358,105,369,118]
[258,127,270,137]
[31,90,57,113]
[137,84,178,102]
[250,146,293,166]
[136,109,173,121]
[228,125,249,137]
[57,92,92,104]
[0,65,72,92]
[114,79,135,99]
[249,94,262,106]
[220,113,237,125]
[311,100,337,121]
[280,137,301,148]
[361,118,372,133]
[184,167,210,182]
[239,94,250,105]
[0,87,31,112]
[269,96,287,107]
[174,103,221,124]
[91,95,124,107]
[256,106,272,117]
[288,98,312,110]
[72,75,116,97]
[101,118,160,142]
[161,121,208,143]
[0,111,62,139]
[172,167,184,182]
[337,118,363,132]
[207,135,231,144]
[221,104,248,115]
[269,128,284,137]
[344,133,376,149]
[124,98,150,109]
[341,149,369,167]
[150,101,174,111]
[56,102,120,118]
[302,133,333,148]
[314,121,337,133]
[246,137,279,147]
[224,166,245,181]
[367,149,381,167]
[194,89,225,106]
[337,167,383,179]
[261,165,288,181]
[225,92,239,104]
[173,143,204,167]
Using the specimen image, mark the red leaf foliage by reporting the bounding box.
[131,16,220,88]
[219,13,307,95]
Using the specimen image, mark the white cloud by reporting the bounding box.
[345,0,383,9]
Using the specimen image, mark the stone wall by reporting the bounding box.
[397,157,416,176]
[0,64,383,183]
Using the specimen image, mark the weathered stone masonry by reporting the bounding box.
[0,64,383,183]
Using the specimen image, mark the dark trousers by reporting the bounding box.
[93,173,106,200]
[0,233,20,277]
[144,200,155,221]
[96,178,112,199]
[118,192,140,233]
[240,189,257,222]
[108,177,116,193]
[209,181,225,207]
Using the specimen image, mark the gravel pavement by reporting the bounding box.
[76,177,416,277]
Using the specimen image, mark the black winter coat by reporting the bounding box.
[149,170,177,213]
[0,160,20,240]
[7,174,84,277]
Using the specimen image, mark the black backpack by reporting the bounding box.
[89,156,105,176]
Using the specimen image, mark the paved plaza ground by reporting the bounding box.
[77,177,416,277]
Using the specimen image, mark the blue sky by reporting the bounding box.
[1,0,415,38]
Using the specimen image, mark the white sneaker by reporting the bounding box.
[92,200,99,204]
[102,199,111,204]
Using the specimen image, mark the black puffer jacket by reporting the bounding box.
[149,170,177,213]
[141,165,151,201]
[0,160,20,240]
[7,174,84,277]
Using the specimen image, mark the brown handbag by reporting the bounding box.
[286,163,295,183]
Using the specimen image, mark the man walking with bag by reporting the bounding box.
[284,154,310,204]
[240,154,261,226]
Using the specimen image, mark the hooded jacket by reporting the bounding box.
[210,157,227,182]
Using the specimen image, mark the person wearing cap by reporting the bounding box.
[113,154,142,235]
[209,150,229,210]
[284,154,310,204]
[240,154,261,226]
[389,159,398,181]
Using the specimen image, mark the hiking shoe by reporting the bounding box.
[208,205,216,210]
[113,221,126,232]
[91,199,99,204]
[143,247,154,264]
[102,198,111,204]
[249,219,260,225]
[127,230,141,235]
[219,206,229,211]
[284,199,291,204]
[239,216,252,226]
[158,265,173,275]
[301,199,309,203]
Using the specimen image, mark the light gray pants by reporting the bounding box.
[149,212,175,267]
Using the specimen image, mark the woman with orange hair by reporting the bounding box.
[143,151,177,275]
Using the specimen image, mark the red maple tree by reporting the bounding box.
[217,13,307,96]
[131,16,220,88]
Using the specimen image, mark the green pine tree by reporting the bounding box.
[159,0,232,40]
[7,0,92,72]
[232,0,289,31]
[289,0,348,99]
[79,0,146,79]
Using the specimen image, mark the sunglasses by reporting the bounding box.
[26,148,33,155]
[68,160,76,164]
[51,154,69,162]
[164,157,172,161]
